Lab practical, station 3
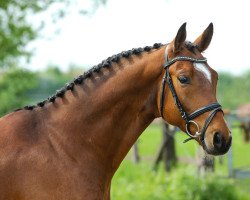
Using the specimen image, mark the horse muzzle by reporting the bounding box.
[202,131,232,155]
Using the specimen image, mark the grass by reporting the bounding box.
[111,124,250,199]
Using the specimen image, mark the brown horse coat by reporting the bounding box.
[0,24,231,200]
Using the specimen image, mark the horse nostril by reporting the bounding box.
[213,132,223,149]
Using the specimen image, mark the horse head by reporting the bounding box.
[159,23,232,155]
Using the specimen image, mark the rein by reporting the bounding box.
[160,45,223,143]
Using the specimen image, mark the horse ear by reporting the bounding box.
[173,22,187,53]
[194,23,213,52]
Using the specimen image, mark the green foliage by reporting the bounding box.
[0,68,37,116]
[112,162,249,200]
[217,71,250,109]
[0,1,54,68]
[28,65,76,102]
[0,0,107,68]
[111,125,250,200]
[0,65,82,116]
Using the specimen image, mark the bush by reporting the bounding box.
[164,169,247,200]
[111,161,249,200]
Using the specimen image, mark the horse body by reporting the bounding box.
[0,49,164,200]
[0,23,232,199]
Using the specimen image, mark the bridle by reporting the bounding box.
[160,45,223,143]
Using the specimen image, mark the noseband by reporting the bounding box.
[160,46,223,143]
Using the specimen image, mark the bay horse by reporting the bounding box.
[0,23,231,200]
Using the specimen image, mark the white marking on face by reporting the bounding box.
[194,63,212,83]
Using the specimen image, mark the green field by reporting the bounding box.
[111,124,250,200]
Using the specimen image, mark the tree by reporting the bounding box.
[0,0,107,69]
[0,0,106,116]
[153,123,177,172]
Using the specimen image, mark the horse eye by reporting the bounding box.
[178,76,190,84]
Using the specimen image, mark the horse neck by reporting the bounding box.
[44,47,165,173]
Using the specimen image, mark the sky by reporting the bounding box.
[27,0,250,75]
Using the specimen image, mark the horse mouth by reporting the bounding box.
[201,136,232,156]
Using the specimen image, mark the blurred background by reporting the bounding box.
[0,0,250,199]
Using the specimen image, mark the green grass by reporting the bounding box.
[111,124,250,199]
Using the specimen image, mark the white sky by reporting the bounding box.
[27,0,250,74]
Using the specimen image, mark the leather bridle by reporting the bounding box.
[160,45,223,143]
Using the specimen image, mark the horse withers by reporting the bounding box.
[0,23,231,199]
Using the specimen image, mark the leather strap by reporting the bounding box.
[188,103,222,120]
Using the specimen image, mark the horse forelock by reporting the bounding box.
[185,41,199,54]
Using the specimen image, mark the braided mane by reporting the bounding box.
[21,43,163,111]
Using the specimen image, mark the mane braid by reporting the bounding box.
[19,43,163,111]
